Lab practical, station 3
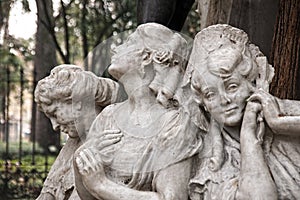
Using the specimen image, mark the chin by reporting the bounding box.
[108,64,124,80]
[224,115,243,127]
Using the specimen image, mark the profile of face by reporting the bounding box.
[109,32,144,80]
[109,23,187,107]
[149,64,183,108]
[43,100,79,138]
[192,49,253,127]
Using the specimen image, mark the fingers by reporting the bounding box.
[97,137,122,150]
[247,93,263,103]
[102,129,121,136]
[99,132,123,141]
[75,148,101,175]
[75,155,85,174]
[96,130,123,150]
[84,148,100,171]
[247,91,266,103]
[245,101,262,114]
[97,134,123,150]
[256,120,265,144]
[247,89,273,106]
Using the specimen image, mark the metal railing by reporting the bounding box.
[0,65,57,199]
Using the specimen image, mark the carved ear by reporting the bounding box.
[141,49,152,66]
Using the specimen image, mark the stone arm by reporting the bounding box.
[74,130,123,200]
[35,192,55,200]
[249,89,300,136]
[236,101,277,200]
[75,148,192,200]
[74,158,98,200]
[95,77,120,108]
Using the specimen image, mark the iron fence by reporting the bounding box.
[0,65,57,199]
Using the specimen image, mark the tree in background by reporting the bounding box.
[0,0,33,146]
[31,0,139,151]
[270,0,300,100]
[31,0,299,152]
[32,0,60,152]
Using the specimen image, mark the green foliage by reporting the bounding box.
[0,141,44,160]
[54,0,137,64]
[0,141,57,200]
[182,2,201,38]
[0,35,34,119]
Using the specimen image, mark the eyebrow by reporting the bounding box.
[201,86,216,93]
[223,76,240,84]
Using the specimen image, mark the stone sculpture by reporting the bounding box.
[73,23,202,200]
[187,24,300,200]
[34,23,300,200]
[35,65,119,200]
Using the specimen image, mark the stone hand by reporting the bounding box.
[93,129,123,165]
[242,101,265,144]
[75,148,104,176]
[248,88,280,120]
[95,130,123,151]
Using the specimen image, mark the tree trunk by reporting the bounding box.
[32,0,60,151]
[0,0,12,31]
[270,0,300,100]
[229,0,278,59]
[197,0,233,30]
[196,0,278,59]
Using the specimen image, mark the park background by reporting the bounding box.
[0,0,299,199]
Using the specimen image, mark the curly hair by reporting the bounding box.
[188,24,274,171]
[35,64,118,117]
[190,25,262,95]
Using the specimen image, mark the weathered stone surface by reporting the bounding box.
[188,24,300,200]
[35,65,119,200]
[35,23,300,200]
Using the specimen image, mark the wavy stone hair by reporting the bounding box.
[35,64,117,118]
[187,24,274,171]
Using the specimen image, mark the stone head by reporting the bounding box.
[35,65,106,138]
[109,23,189,108]
[188,24,273,127]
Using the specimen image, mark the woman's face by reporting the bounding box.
[44,100,78,138]
[196,70,251,127]
[109,32,143,80]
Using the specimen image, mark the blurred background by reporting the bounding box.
[0,0,200,198]
[0,0,298,199]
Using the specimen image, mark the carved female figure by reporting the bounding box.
[188,25,300,200]
[35,65,119,200]
[74,23,202,200]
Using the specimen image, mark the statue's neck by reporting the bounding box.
[223,126,241,141]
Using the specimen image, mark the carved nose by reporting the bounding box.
[156,90,170,108]
[220,93,231,105]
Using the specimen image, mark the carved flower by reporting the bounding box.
[153,49,173,64]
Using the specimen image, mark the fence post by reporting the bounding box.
[5,64,10,160]
[18,66,24,164]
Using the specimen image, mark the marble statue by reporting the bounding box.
[73,23,203,200]
[34,65,119,200]
[187,24,300,200]
[34,22,300,200]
